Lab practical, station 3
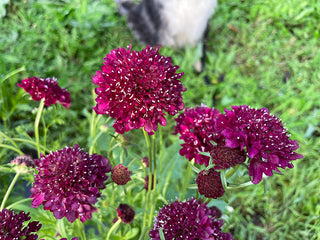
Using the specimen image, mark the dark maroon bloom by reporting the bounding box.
[142,156,149,167]
[92,45,186,135]
[30,145,112,223]
[17,77,71,109]
[117,203,135,224]
[196,168,225,199]
[174,105,221,166]
[215,105,303,184]
[11,155,35,168]
[111,164,131,185]
[149,198,233,240]
[210,144,246,169]
[0,209,42,240]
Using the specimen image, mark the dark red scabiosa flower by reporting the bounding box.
[196,168,225,199]
[149,198,233,240]
[111,164,131,185]
[0,209,42,240]
[174,105,221,166]
[142,156,149,167]
[210,144,246,170]
[215,105,304,184]
[17,77,71,109]
[30,145,112,223]
[92,45,186,135]
[116,203,135,224]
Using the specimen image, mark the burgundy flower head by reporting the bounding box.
[149,198,233,240]
[215,105,303,184]
[17,77,71,109]
[196,168,225,199]
[92,45,186,135]
[111,164,131,185]
[30,145,112,223]
[117,203,135,224]
[0,209,42,240]
[210,144,246,170]
[174,105,221,166]
[11,155,35,168]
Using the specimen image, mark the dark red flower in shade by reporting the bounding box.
[174,105,221,166]
[111,164,131,185]
[17,77,71,109]
[0,209,42,240]
[149,198,234,240]
[30,145,112,223]
[196,168,225,199]
[142,156,149,167]
[117,203,135,224]
[215,105,303,184]
[210,144,246,170]
[92,45,186,135]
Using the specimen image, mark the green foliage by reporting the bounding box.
[0,0,319,239]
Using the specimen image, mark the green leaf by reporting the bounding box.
[123,228,139,239]
[159,228,165,240]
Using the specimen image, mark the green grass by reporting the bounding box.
[1,0,319,239]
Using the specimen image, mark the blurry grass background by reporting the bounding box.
[0,0,319,239]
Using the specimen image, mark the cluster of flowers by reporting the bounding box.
[8,45,302,239]
[174,105,304,198]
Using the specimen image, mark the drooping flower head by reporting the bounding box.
[196,168,225,199]
[0,209,42,240]
[215,105,303,184]
[116,203,135,224]
[17,77,71,109]
[149,198,234,240]
[31,145,112,223]
[92,45,186,135]
[174,105,221,166]
[111,164,131,185]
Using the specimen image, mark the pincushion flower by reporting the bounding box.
[111,164,131,185]
[30,145,112,223]
[149,198,233,240]
[92,45,186,135]
[116,203,135,224]
[174,105,221,166]
[215,105,303,184]
[0,209,42,240]
[17,77,71,109]
[210,144,246,170]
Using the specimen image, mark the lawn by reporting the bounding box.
[0,0,319,239]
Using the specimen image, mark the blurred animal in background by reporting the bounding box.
[114,0,218,72]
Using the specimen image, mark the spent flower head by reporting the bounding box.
[149,197,233,240]
[215,105,303,184]
[30,145,112,223]
[196,168,225,199]
[17,77,71,109]
[174,105,221,166]
[0,209,42,240]
[92,45,186,135]
[111,164,131,185]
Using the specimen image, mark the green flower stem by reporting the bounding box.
[0,172,21,211]
[75,219,87,240]
[0,144,24,155]
[35,99,45,158]
[12,138,49,153]
[6,198,32,210]
[141,129,152,237]
[148,134,157,227]
[0,131,19,149]
[179,162,192,201]
[106,218,121,240]
[227,181,253,189]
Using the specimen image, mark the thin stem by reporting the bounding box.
[179,161,192,201]
[34,99,45,158]
[6,198,32,210]
[0,144,24,155]
[0,131,19,148]
[76,219,87,240]
[106,218,121,240]
[12,138,49,152]
[0,172,21,211]
[148,134,157,226]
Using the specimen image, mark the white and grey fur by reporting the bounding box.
[115,0,218,48]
